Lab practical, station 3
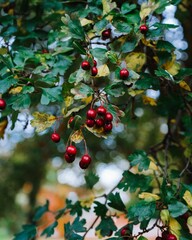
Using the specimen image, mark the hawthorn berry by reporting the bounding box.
[79,154,91,169]
[97,106,107,116]
[96,118,104,127]
[104,122,113,132]
[66,145,77,155]
[64,152,75,163]
[86,109,97,119]
[105,112,113,122]
[86,119,95,127]
[121,227,128,236]
[51,133,60,143]
[102,28,111,40]
[155,237,162,240]
[42,49,49,54]
[68,116,74,125]
[93,59,97,66]
[81,60,90,70]
[0,99,6,110]
[91,66,98,76]
[139,24,148,34]
[166,233,177,240]
[162,231,169,239]
[120,68,129,80]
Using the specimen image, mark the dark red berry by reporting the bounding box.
[51,133,60,143]
[97,106,107,116]
[86,109,97,119]
[181,211,190,220]
[64,152,75,163]
[96,118,104,127]
[79,154,91,169]
[81,60,90,70]
[162,231,169,239]
[105,112,113,122]
[102,29,111,40]
[42,49,49,54]
[66,145,77,155]
[68,116,74,125]
[166,233,177,240]
[91,66,98,76]
[86,119,95,127]
[120,68,129,80]
[121,227,128,236]
[155,237,162,240]
[139,24,148,34]
[0,99,6,110]
[93,60,97,66]
[104,122,113,132]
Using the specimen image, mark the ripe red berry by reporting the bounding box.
[51,133,60,143]
[102,29,111,40]
[91,66,98,76]
[120,68,129,80]
[166,233,177,240]
[81,60,90,70]
[93,60,97,66]
[96,118,104,127]
[86,109,97,119]
[155,237,162,240]
[97,106,107,116]
[86,119,95,127]
[121,227,128,236]
[66,145,77,155]
[68,116,74,125]
[162,231,169,239]
[42,49,49,54]
[79,154,91,169]
[64,152,75,163]
[104,122,113,132]
[0,99,6,110]
[105,112,113,122]
[139,24,148,34]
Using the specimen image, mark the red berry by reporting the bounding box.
[120,68,129,80]
[156,237,162,240]
[0,99,6,110]
[66,145,77,155]
[166,233,177,240]
[51,133,60,143]
[102,29,111,40]
[68,116,74,124]
[86,109,97,119]
[91,66,98,76]
[96,118,104,127]
[81,60,90,70]
[162,231,169,239]
[93,60,97,66]
[139,24,148,34]
[64,152,75,163]
[104,122,113,132]
[105,112,113,122]
[121,227,128,236]
[86,119,95,127]
[42,49,49,54]
[79,154,91,169]
[181,212,190,220]
[97,106,107,116]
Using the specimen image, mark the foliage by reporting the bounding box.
[0,0,192,239]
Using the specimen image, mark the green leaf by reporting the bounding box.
[33,200,49,221]
[96,217,117,237]
[94,201,108,219]
[175,68,192,79]
[91,48,107,61]
[73,41,87,55]
[72,217,86,233]
[135,73,159,90]
[94,18,108,32]
[22,86,35,94]
[168,201,188,218]
[0,77,17,94]
[156,40,175,52]
[40,221,58,237]
[128,150,150,172]
[121,38,137,53]
[106,51,118,64]
[121,3,137,14]
[138,236,148,240]
[118,171,152,192]
[108,192,126,212]
[114,21,132,33]
[104,82,125,97]
[64,217,86,240]
[9,94,31,111]
[155,67,173,80]
[66,199,83,216]
[128,200,156,222]
[85,171,99,189]
[41,86,63,105]
[13,224,37,240]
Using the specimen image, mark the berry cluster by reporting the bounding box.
[156,231,177,240]
[0,98,6,110]
[86,106,113,133]
[81,59,98,76]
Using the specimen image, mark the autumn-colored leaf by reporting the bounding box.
[125,52,146,72]
[97,64,110,77]
[9,86,23,95]
[139,192,160,201]
[70,130,84,143]
[142,95,157,106]
[183,190,192,209]
[179,81,191,91]
[31,112,57,132]
[0,118,8,139]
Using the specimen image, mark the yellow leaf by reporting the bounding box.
[140,1,159,20]
[128,89,144,97]
[169,217,181,238]
[160,209,170,225]
[179,81,191,91]
[9,86,23,95]
[95,230,103,239]
[187,216,192,226]
[102,0,116,15]
[139,192,160,201]
[0,118,8,139]
[80,18,93,26]
[85,125,107,138]
[166,62,180,76]
[65,96,74,108]
[0,48,7,54]
[80,196,94,208]
[183,190,192,208]
[125,52,146,72]
[82,95,93,105]
[30,112,57,132]
[97,64,110,77]
[142,95,157,106]
[142,38,156,48]
[70,130,84,143]
[148,156,158,171]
